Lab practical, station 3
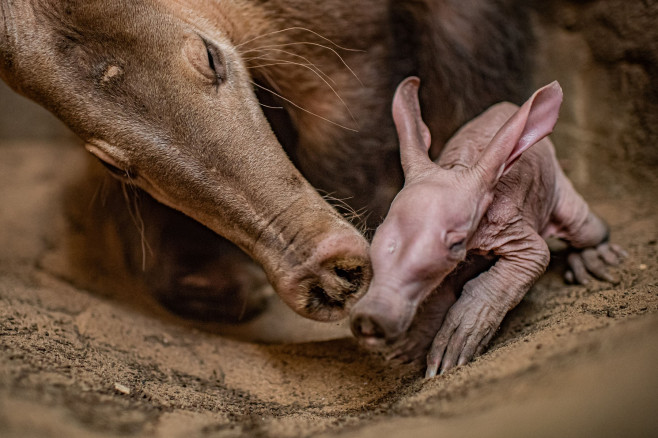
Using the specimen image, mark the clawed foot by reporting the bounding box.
[385,256,496,375]
[385,326,439,366]
[565,242,627,285]
[425,293,504,378]
[385,288,458,365]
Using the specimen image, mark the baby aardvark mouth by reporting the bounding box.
[349,284,419,343]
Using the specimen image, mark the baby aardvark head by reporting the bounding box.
[351,77,563,344]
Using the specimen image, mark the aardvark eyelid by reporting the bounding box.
[449,239,465,253]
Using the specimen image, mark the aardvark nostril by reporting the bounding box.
[287,230,370,321]
[305,284,345,314]
[351,314,387,340]
[333,265,364,294]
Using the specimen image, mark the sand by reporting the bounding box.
[0,135,656,438]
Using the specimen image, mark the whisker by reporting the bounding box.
[357,212,375,239]
[251,81,358,133]
[87,175,106,213]
[236,26,363,53]
[248,62,319,72]
[318,190,361,218]
[259,102,284,110]
[247,58,358,126]
[318,189,375,236]
[243,41,362,86]
[258,69,283,95]
[243,47,335,84]
[120,181,153,271]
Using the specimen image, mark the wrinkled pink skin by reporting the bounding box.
[350,77,626,377]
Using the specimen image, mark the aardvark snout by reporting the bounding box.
[350,292,416,345]
[277,229,372,321]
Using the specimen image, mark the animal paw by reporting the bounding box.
[425,294,504,378]
[385,326,437,365]
[386,287,458,365]
[564,242,627,285]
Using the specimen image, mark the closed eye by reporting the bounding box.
[449,239,465,253]
[184,33,227,87]
[96,158,136,180]
[202,38,226,86]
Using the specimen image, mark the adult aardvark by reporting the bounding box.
[0,0,530,322]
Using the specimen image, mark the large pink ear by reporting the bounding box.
[477,81,563,184]
[392,77,433,181]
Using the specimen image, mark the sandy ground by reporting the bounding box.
[0,133,657,438]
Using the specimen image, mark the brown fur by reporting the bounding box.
[0,0,531,321]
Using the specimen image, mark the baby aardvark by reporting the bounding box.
[351,77,625,377]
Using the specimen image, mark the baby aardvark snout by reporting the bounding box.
[351,314,388,344]
[350,292,417,346]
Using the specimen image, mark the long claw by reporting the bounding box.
[440,328,465,374]
[610,243,628,259]
[458,327,489,366]
[426,317,457,378]
[564,270,575,284]
[566,241,626,286]
[582,248,618,283]
[427,338,448,376]
[385,349,404,362]
[475,337,489,357]
[567,252,590,285]
[597,243,620,266]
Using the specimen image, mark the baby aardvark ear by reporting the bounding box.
[477,81,563,185]
[392,77,434,182]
